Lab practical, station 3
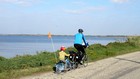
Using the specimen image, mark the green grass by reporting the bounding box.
[0,52,56,79]
[0,36,140,79]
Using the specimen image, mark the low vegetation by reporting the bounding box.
[0,36,140,79]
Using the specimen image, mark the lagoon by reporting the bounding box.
[0,35,127,58]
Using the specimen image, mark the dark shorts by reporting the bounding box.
[74,44,85,59]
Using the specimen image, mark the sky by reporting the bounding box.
[0,0,140,35]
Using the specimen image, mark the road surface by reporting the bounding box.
[21,51,140,79]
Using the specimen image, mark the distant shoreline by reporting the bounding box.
[0,34,134,37]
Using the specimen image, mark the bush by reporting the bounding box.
[0,56,6,61]
[127,36,140,46]
[0,52,56,73]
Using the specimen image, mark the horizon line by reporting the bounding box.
[0,34,139,37]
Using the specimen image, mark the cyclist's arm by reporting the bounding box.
[82,34,87,46]
[64,52,70,57]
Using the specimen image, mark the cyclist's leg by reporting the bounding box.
[59,60,66,70]
[74,44,86,64]
[74,44,81,52]
[74,44,82,59]
[80,46,85,60]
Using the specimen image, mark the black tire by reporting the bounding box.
[75,62,79,68]
[83,55,88,67]
[55,63,64,74]
[71,62,78,69]
[55,68,60,74]
[53,67,56,72]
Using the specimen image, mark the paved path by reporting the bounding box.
[21,51,140,79]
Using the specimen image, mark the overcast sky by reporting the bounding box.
[0,0,140,35]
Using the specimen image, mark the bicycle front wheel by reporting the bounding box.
[83,55,88,67]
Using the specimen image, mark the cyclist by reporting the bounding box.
[58,46,70,69]
[74,29,88,64]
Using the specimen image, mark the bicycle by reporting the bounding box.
[69,43,89,68]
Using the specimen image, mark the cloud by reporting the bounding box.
[64,6,106,14]
[72,1,86,6]
[65,10,82,14]
[111,0,129,4]
[0,0,24,3]
[0,0,41,6]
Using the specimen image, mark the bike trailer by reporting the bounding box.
[53,61,64,73]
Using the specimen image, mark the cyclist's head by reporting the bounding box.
[78,29,83,33]
[60,46,66,51]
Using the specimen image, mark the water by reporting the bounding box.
[0,35,127,58]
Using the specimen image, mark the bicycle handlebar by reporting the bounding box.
[83,42,89,48]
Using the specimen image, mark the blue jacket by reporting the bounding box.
[74,33,86,45]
